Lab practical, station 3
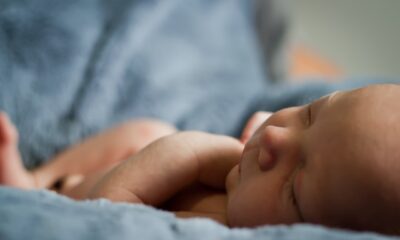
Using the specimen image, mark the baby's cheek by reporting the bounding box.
[295,171,323,223]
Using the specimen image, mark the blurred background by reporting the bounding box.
[288,0,400,80]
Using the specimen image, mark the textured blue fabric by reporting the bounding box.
[1,187,397,240]
[0,0,399,239]
[0,0,268,168]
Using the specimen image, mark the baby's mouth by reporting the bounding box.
[238,146,258,177]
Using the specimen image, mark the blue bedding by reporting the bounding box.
[0,0,398,239]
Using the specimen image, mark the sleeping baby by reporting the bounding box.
[0,84,399,235]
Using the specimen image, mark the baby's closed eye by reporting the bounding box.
[285,166,305,221]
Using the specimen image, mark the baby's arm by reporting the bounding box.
[33,119,176,190]
[89,132,243,206]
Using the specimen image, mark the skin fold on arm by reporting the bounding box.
[89,132,243,208]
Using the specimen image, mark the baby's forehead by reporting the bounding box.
[344,84,400,106]
[325,85,400,125]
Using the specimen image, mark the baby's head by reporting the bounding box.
[226,84,400,234]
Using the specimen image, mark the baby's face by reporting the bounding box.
[226,84,400,232]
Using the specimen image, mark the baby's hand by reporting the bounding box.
[178,132,244,189]
[240,111,272,144]
[90,131,243,205]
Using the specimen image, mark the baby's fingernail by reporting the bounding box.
[258,148,274,171]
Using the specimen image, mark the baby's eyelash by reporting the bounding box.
[286,169,306,222]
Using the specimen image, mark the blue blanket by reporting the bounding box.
[0,0,398,239]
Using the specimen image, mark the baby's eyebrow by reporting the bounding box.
[311,91,338,118]
[327,91,340,105]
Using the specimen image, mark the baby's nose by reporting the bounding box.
[258,147,274,171]
[258,125,292,171]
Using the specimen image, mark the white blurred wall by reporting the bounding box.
[292,0,400,78]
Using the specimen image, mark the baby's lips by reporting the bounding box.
[258,148,275,171]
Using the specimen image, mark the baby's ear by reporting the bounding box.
[240,111,272,144]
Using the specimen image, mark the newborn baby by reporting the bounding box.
[1,84,399,235]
